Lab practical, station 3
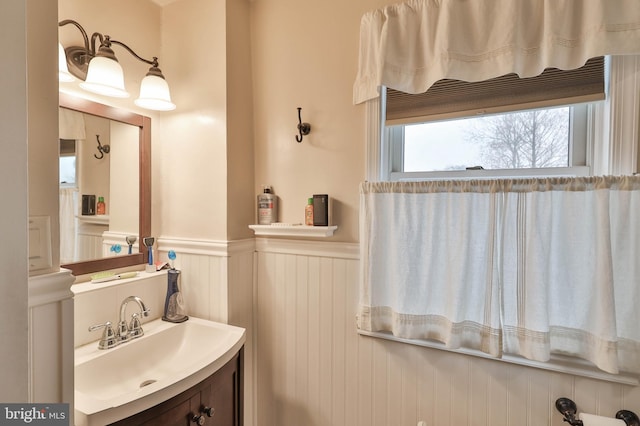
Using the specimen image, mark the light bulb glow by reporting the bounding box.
[134,74,176,111]
[58,43,74,82]
[79,56,129,98]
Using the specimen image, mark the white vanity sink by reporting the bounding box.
[74,317,245,426]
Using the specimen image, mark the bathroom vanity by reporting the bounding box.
[111,348,243,426]
[73,314,246,426]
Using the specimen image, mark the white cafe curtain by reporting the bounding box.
[59,107,86,140]
[58,107,84,264]
[353,0,640,104]
[358,176,640,374]
[59,187,78,264]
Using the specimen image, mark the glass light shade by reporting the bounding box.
[80,56,129,98]
[134,74,176,111]
[58,43,74,82]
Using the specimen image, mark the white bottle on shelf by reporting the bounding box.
[257,185,277,224]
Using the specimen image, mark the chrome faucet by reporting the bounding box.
[116,296,151,342]
[88,295,151,350]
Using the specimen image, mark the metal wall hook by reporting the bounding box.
[94,134,110,159]
[296,107,311,143]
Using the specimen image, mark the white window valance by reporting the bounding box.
[59,107,86,140]
[353,0,640,104]
[358,176,640,375]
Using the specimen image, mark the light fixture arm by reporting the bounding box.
[109,39,158,68]
[58,19,176,111]
[58,19,90,55]
[58,19,166,80]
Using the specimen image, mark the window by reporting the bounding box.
[382,57,605,181]
[387,104,592,180]
[59,138,77,186]
[371,56,640,181]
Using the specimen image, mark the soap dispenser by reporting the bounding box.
[162,268,188,323]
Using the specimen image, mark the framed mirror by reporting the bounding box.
[59,92,151,276]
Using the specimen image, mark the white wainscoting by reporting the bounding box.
[254,239,640,426]
[28,269,75,411]
[157,236,256,425]
[76,222,106,261]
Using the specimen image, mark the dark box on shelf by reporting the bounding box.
[313,194,329,226]
[82,194,96,215]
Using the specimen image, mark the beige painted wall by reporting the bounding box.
[29,0,60,275]
[157,0,229,241]
[2,0,57,401]
[58,0,253,245]
[251,0,389,242]
[249,1,640,425]
[109,121,140,234]
[79,114,110,209]
[226,0,255,240]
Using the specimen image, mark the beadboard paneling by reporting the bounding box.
[254,240,640,426]
[28,270,75,410]
[157,237,255,425]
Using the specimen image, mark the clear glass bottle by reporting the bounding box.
[305,197,314,226]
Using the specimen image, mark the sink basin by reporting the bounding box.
[74,317,245,426]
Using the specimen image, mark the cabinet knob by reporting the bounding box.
[203,406,215,417]
[191,414,205,425]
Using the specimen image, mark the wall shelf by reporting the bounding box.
[249,224,337,238]
[77,214,109,226]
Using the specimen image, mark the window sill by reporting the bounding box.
[249,224,338,238]
[358,330,639,386]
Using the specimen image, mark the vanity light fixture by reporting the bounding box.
[58,19,176,111]
[58,43,74,82]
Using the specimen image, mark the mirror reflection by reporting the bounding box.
[59,108,140,263]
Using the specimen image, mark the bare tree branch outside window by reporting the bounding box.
[465,108,570,169]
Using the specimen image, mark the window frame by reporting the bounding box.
[385,104,592,181]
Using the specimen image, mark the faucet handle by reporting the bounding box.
[88,321,118,350]
[128,313,145,338]
[116,319,130,342]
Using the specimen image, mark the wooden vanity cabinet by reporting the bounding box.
[111,348,243,426]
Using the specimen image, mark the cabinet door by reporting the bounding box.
[200,366,235,426]
[139,393,200,426]
[114,391,200,426]
[200,350,242,426]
